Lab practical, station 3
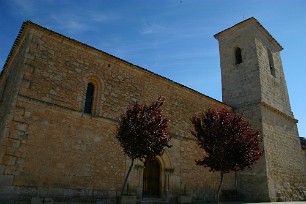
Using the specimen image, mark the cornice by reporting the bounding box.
[1,20,229,108]
[214,17,283,52]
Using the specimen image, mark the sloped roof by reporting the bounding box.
[214,17,283,51]
[1,20,228,107]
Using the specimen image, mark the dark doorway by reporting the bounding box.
[143,158,160,198]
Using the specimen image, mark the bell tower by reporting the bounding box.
[215,17,305,201]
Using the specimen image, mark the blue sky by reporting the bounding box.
[0,0,305,137]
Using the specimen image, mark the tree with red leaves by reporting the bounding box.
[116,97,171,203]
[191,107,263,203]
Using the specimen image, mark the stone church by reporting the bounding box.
[0,17,305,203]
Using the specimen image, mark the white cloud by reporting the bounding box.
[8,1,120,35]
[48,14,88,34]
[9,0,37,16]
[89,12,118,23]
[141,22,170,35]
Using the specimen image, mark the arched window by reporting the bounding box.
[268,49,275,76]
[235,47,242,65]
[84,83,95,114]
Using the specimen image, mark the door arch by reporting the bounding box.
[143,158,160,198]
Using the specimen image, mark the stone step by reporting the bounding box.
[140,198,168,204]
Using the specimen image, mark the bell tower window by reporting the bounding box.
[268,49,275,77]
[84,82,95,114]
[235,47,242,65]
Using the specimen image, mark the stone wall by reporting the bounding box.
[301,137,306,171]
[0,29,33,195]
[254,25,305,201]
[215,18,305,201]
[216,23,271,201]
[218,24,262,108]
[255,38,292,117]
[261,105,305,201]
[0,22,236,203]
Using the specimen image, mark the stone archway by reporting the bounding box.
[138,151,173,200]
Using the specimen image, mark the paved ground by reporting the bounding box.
[207,202,306,204]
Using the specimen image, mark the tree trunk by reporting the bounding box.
[235,171,238,192]
[118,158,134,204]
[217,171,224,204]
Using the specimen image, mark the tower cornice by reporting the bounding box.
[214,17,283,52]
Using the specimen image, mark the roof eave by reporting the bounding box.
[214,17,283,52]
[1,20,230,108]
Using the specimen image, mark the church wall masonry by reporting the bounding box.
[0,22,236,203]
[0,18,305,203]
[0,31,34,189]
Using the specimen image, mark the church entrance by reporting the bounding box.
[143,158,160,198]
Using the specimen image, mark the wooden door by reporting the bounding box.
[143,158,160,198]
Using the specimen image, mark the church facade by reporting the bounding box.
[0,18,305,203]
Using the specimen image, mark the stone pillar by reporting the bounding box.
[165,168,174,201]
[135,164,144,199]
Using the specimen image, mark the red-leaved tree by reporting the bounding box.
[191,107,263,203]
[116,97,171,203]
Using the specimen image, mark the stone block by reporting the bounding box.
[63,188,73,197]
[31,197,43,204]
[0,198,14,204]
[109,190,116,198]
[15,201,29,204]
[79,188,92,197]
[16,123,28,132]
[38,187,49,197]
[121,195,137,204]
[48,187,63,197]
[24,111,31,117]
[0,185,15,195]
[0,175,14,186]
[178,195,192,203]
[0,164,5,174]
[93,189,107,198]
[43,198,54,203]
[2,155,17,166]
[12,140,21,148]
[18,186,38,196]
